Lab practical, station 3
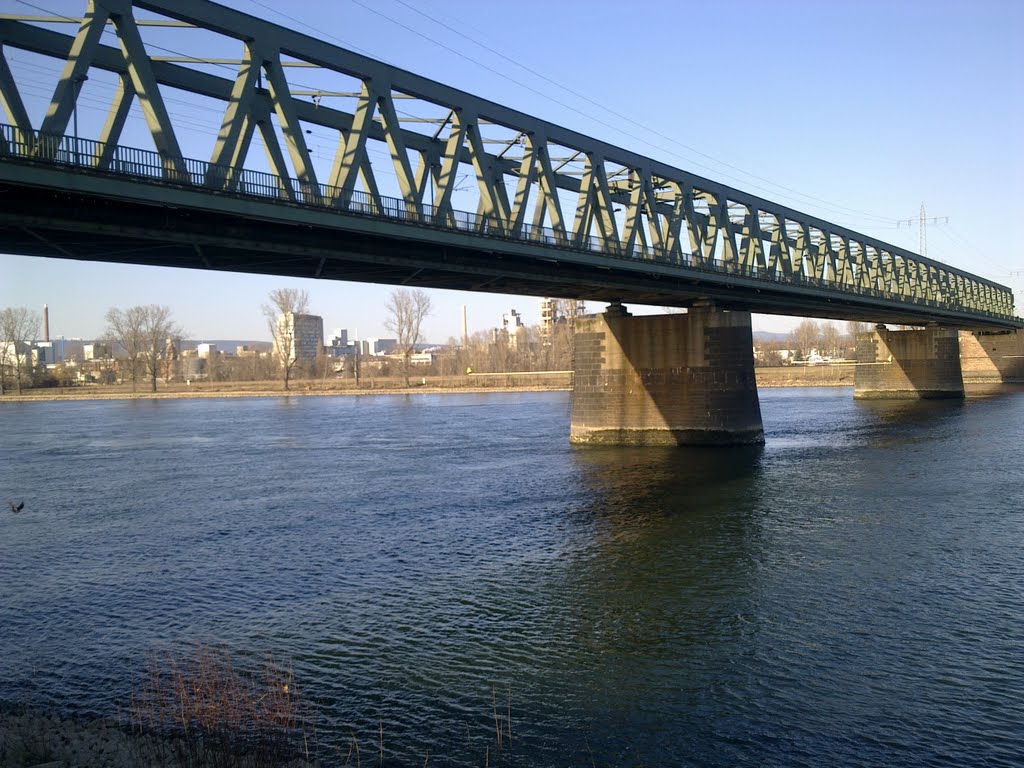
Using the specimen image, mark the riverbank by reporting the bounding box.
[756,365,853,388]
[0,707,313,767]
[1,367,859,402]
[0,375,572,402]
[5,366,1019,403]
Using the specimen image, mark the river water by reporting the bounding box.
[1,388,1022,766]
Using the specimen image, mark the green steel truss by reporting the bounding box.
[0,0,1016,322]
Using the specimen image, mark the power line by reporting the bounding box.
[895,203,949,257]
[378,0,901,226]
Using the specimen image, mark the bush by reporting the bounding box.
[130,645,314,767]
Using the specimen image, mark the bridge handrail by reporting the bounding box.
[0,123,1015,323]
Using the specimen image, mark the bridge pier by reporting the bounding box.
[854,325,964,399]
[569,303,764,446]
[959,329,1024,384]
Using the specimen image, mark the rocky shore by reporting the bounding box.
[0,708,313,768]
[1,709,156,768]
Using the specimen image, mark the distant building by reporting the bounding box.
[31,341,56,366]
[274,312,324,365]
[503,308,524,333]
[362,337,397,356]
[196,343,217,359]
[501,308,526,349]
[164,338,181,381]
[84,342,111,360]
[539,298,555,343]
[326,328,353,357]
[410,351,436,366]
[539,298,586,345]
[60,339,86,362]
[1,341,28,365]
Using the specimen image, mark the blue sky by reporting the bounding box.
[2,0,1021,343]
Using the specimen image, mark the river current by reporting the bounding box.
[2,387,1022,766]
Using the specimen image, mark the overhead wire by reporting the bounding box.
[352,0,901,228]
[11,0,973,252]
[388,0,898,225]
[936,226,1016,279]
[345,0,1019,294]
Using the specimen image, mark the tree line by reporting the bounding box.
[0,287,437,392]
[755,319,873,366]
[5,291,873,393]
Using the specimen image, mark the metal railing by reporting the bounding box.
[0,123,1015,322]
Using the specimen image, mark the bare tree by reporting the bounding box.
[790,319,822,359]
[0,306,40,395]
[845,320,873,358]
[548,298,584,370]
[821,321,843,358]
[105,305,147,392]
[106,305,182,393]
[140,306,183,393]
[263,288,310,390]
[384,288,432,386]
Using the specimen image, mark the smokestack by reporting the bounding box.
[43,304,49,342]
[461,305,468,348]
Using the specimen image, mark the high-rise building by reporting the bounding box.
[539,298,585,344]
[274,312,324,365]
[539,298,556,344]
[501,308,526,349]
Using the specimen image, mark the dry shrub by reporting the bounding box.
[130,644,314,767]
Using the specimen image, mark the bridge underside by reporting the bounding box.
[0,171,1015,332]
[0,1,1017,334]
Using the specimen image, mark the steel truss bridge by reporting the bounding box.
[0,0,1019,330]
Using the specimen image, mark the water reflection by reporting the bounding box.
[553,445,766,761]
[571,444,765,509]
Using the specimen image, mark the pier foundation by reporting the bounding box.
[854,325,964,399]
[958,329,1024,384]
[570,303,764,446]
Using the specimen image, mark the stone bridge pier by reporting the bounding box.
[854,325,964,399]
[959,329,1024,384]
[569,302,764,446]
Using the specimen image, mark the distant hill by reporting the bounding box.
[752,331,790,343]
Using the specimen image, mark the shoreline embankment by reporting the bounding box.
[1,367,855,403]
[3,365,1013,404]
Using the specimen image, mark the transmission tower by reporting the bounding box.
[897,203,949,257]
[919,203,927,257]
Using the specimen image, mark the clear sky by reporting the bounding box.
[2,0,1021,343]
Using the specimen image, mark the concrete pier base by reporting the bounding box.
[854,325,964,399]
[569,303,764,446]
[959,329,1024,384]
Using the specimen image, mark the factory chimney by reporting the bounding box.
[461,304,468,348]
[43,304,50,342]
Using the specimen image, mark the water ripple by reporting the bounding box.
[2,389,1023,766]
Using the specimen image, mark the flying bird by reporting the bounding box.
[8,501,24,513]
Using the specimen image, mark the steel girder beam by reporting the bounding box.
[1,169,1018,331]
[0,0,1016,322]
